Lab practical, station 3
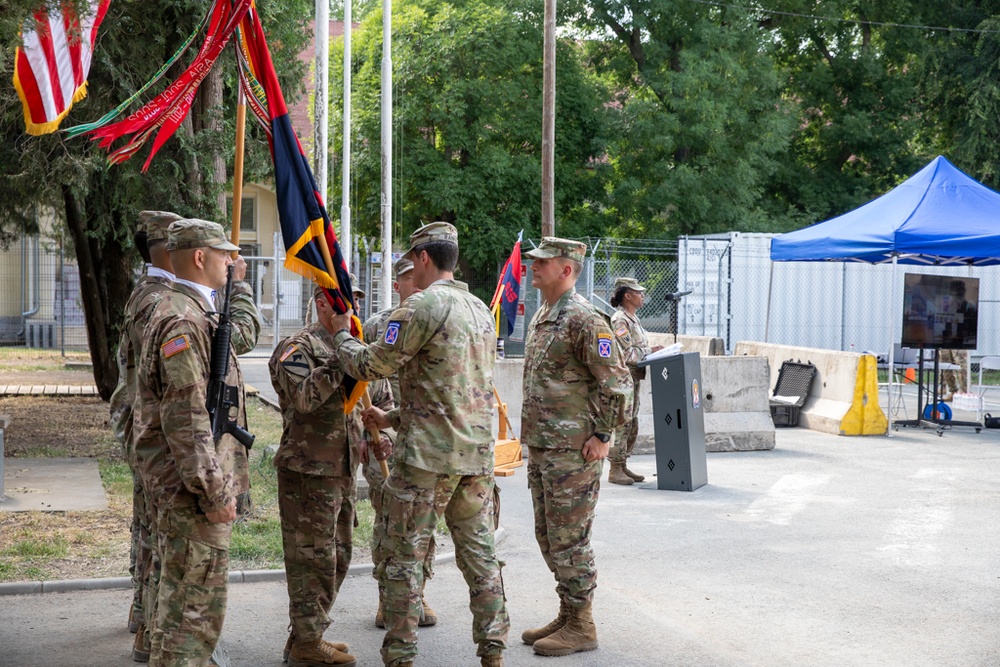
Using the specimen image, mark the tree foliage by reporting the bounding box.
[335,0,611,273]
[0,0,311,396]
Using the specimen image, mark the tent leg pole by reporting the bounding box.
[765,262,773,343]
[887,256,898,436]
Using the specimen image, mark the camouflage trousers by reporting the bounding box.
[277,468,355,643]
[128,466,154,615]
[378,462,509,667]
[527,446,601,608]
[940,349,969,394]
[362,455,436,583]
[610,377,642,463]
[150,507,231,667]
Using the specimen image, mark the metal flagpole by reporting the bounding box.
[541,0,555,237]
[341,0,353,272]
[380,0,393,311]
[315,0,330,212]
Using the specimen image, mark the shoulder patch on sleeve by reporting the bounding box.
[615,323,629,338]
[598,332,613,358]
[161,335,190,358]
[384,321,402,346]
[280,343,310,379]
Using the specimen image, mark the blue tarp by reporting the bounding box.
[770,156,1000,266]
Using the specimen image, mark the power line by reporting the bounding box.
[685,0,1000,35]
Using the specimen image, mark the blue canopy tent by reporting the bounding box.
[771,155,1000,265]
[769,155,1000,431]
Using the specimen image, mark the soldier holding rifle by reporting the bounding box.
[134,219,260,667]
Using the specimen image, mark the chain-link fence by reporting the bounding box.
[5,230,1000,369]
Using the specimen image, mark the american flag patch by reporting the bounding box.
[279,344,298,362]
[615,323,629,337]
[161,335,190,358]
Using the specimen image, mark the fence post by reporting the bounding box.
[273,231,281,347]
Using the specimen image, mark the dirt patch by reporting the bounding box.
[0,396,119,459]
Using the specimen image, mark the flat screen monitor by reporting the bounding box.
[901,273,979,350]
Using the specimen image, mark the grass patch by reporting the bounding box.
[99,459,133,498]
[3,535,69,558]
[246,395,284,447]
[17,445,71,458]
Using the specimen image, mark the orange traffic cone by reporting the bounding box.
[904,368,916,384]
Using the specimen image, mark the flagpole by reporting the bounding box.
[313,229,390,478]
[380,0,393,311]
[341,0,353,271]
[230,89,247,254]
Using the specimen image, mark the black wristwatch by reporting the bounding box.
[593,432,611,443]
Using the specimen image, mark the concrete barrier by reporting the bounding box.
[699,355,775,451]
[648,333,725,356]
[732,342,887,436]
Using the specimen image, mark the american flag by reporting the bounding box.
[161,335,190,359]
[13,0,111,136]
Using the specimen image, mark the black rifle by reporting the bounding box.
[207,265,255,451]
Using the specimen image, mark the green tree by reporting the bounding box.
[566,0,795,237]
[0,1,311,397]
[764,0,931,225]
[334,0,611,278]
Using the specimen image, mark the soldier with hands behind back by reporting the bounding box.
[520,237,632,657]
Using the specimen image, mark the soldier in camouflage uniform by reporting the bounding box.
[327,222,509,667]
[608,277,663,486]
[133,219,261,667]
[268,284,395,667]
[520,238,632,657]
[109,210,181,662]
[360,257,439,630]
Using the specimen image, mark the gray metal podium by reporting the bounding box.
[637,351,707,491]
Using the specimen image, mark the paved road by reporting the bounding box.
[3,427,999,667]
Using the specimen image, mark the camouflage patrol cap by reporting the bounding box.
[393,257,414,278]
[401,221,459,261]
[525,237,587,263]
[166,219,240,252]
[139,210,183,243]
[349,273,365,298]
[613,277,646,292]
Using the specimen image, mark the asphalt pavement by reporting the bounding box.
[3,424,1000,667]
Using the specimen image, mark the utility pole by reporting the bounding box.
[541,0,556,237]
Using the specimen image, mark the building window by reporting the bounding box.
[226,196,257,232]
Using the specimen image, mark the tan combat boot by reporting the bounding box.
[128,603,141,633]
[480,651,504,667]
[288,638,357,667]
[623,461,645,483]
[418,584,438,626]
[283,634,349,663]
[531,602,598,656]
[375,599,385,628]
[520,599,570,645]
[131,624,150,663]
[608,461,633,485]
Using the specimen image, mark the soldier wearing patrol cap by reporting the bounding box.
[268,283,394,667]
[520,237,632,657]
[133,218,261,667]
[608,277,663,485]
[109,210,182,661]
[360,255,440,632]
[325,221,510,667]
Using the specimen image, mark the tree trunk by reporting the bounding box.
[62,186,134,400]
[200,65,228,217]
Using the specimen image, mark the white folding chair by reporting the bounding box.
[975,356,1000,421]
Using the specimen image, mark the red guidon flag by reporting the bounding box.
[13,0,111,136]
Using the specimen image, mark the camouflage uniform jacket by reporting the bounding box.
[269,322,393,477]
[362,307,401,404]
[611,307,651,380]
[110,271,174,453]
[133,282,256,524]
[522,287,633,450]
[334,279,497,475]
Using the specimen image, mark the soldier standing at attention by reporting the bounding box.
[360,257,439,630]
[608,277,662,485]
[110,210,182,662]
[268,284,394,667]
[325,222,509,667]
[133,219,260,667]
[520,237,632,657]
